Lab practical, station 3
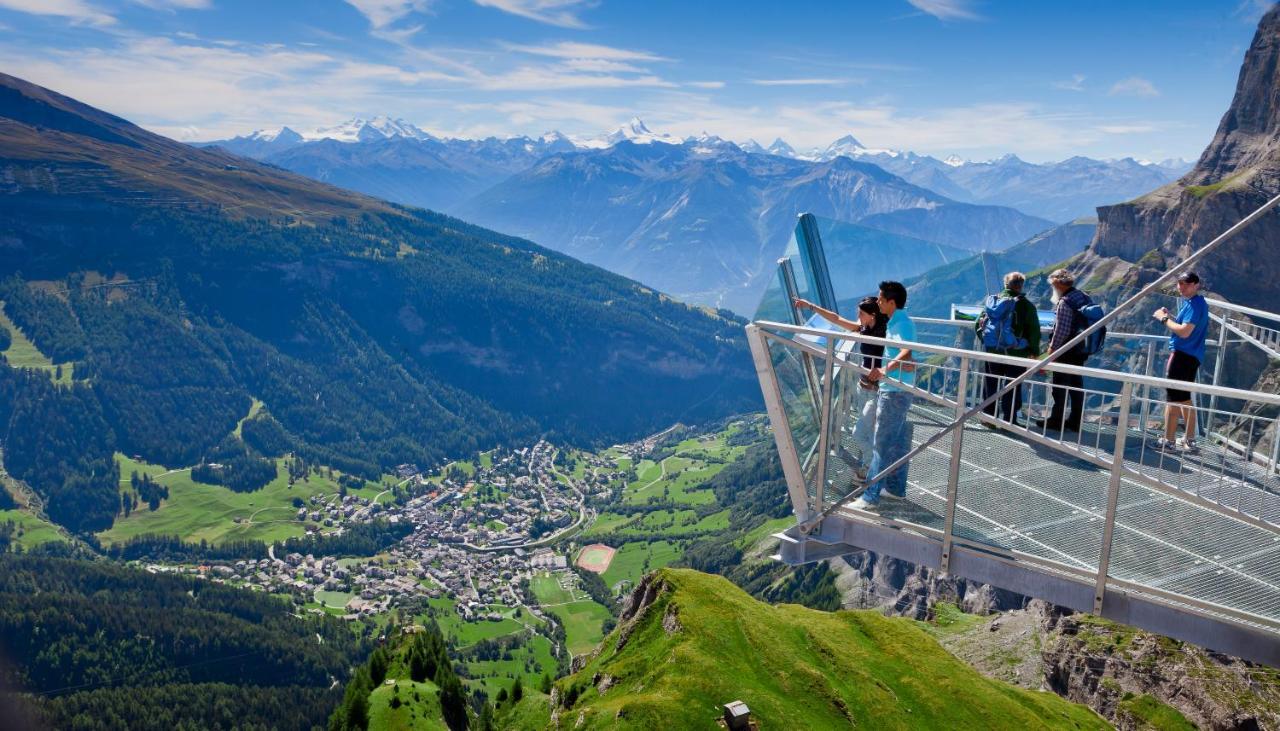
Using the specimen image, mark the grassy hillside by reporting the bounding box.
[516,568,1108,730]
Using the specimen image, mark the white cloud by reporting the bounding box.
[473,0,594,28]
[131,0,212,9]
[749,78,851,87]
[501,41,666,62]
[0,0,115,26]
[906,0,980,21]
[1053,74,1085,92]
[1234,0,1275,22]
[1098,124,1158,134]
[343,0,432,30]
[1109,76,1159,97]
[686,81,724,89]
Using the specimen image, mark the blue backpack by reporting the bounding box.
[978,294,1028,352]
[1071,296,1107,356]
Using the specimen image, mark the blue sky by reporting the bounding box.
[0,0,1273,161]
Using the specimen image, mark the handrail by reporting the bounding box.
[755,319,1280,407]
[914,315,1212,345]
[1206,297,1280,324]
[793,191,1280,533]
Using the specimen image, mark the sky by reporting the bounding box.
[0,0,1274,162]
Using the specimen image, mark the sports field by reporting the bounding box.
[575,543,616,573]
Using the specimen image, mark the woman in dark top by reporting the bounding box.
[793,296,886,478]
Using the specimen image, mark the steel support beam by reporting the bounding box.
[746,325,814,522]
[940,356,969,575]
[1094,382,1133,613]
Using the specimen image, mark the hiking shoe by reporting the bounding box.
[851,496,878,511]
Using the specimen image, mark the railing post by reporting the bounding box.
[1139,340,1155,436]
[1209,316,1229,438]
[814,340,837,514]
[940,356,970,575]
[1094,381,1133,614]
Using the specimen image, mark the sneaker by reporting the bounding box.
[1177,438,1198,454]
[851,496,878,511]
[1155,437,1174,451]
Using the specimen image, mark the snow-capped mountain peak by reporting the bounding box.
[826,134,866,153]
[305,116,435,143]
[943,154,966,167]
[766,138,797,157]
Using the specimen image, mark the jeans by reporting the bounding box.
[1047,351,1088,430]
[982,359,1026,425]
[849,385,878,465]
[865,390,913,503]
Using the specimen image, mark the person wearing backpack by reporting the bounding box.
[1151,271,1209,452]
[974,272,1040,426]
[1035,268,1095,433]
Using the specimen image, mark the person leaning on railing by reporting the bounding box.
[974,271,1041,427]
[792,296,888,478]
[1152,271,1209,453]
[861,281,915,510]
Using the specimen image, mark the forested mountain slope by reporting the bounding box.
[0,72,758,535]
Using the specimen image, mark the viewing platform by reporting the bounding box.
[750,213,1280,666]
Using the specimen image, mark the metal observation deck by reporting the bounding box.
[750,212,1280,666]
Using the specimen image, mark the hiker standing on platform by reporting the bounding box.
[1036,269,1093,433]
[975,272,1041,426]
[852,281,915,511]
[1152,271,1209,452]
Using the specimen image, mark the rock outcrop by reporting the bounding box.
[829,550,1031,618]
[1079,5,1280,312]
[936,601,1280,730]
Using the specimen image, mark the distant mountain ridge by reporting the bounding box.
[451,140,1053,314]
[199,116,1182,313]
[205,116,1187,225]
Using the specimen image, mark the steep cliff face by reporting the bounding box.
[1083,6,1280,311]
[828,550,1031,617]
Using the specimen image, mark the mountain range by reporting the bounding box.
[0,71,758,534]
[203,118,1187,315]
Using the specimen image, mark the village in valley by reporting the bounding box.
[132,417,761,694]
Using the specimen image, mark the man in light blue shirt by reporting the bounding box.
[1152,270,1210,452]
[853,280,916,510]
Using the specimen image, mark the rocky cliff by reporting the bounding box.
[1078,5,1280,312]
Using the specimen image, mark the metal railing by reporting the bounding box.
[749,320,1280,630]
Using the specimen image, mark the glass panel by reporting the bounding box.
[766,334,821,507]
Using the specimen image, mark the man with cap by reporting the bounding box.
[1152,271,1209,452]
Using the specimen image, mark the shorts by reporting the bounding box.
[1165,350,1200,403]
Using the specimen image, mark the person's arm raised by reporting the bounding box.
[793,298,860,331]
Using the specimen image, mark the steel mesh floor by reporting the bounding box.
[828,397,1280,627]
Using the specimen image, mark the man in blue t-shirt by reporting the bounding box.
[853,280,916,510]
[1152,271,1209,452]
